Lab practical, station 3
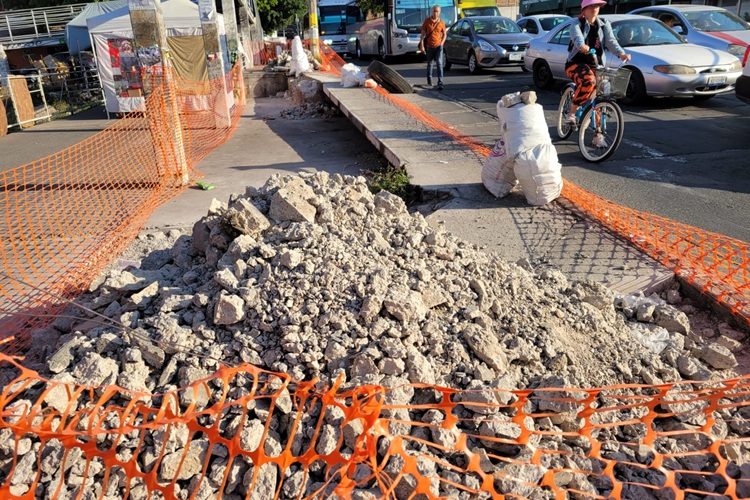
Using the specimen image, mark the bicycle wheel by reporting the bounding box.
[556,86,575,140]
[578,100,624,162]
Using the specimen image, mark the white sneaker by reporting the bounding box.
[592,133,608,148]
[564,112,577,125]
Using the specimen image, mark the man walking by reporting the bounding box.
[419,5,447,90]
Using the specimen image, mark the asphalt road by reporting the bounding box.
[350,56,750,243]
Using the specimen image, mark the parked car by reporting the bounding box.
[738,46,750,102]
[516,14,571,38]
[629,5,750,62]
[443,16,532,73]
[524,15,743,104]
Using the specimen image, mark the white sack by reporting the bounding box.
[496,102,551,155]
[482,137,518,198]
[514,143,563,205]
[289,36,311,77]
[340,63,367,88]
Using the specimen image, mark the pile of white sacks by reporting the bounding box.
[482,91,563,205]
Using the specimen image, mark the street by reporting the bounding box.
[351,56,750,243]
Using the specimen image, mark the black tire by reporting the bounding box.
[468,51,480,74]
[442,51,451,71]
[377,39,386,61]
[578,100,624,162]
[533,60,554,89]
[368,60,413,94]
[621,68,646,105]
[557,86,575,140]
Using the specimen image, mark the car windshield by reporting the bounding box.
[613,19,684,47]
[539,16,568,31]
[472,17,521,34]
[683,10,750,32]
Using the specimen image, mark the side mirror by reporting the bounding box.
[673,25,684,34]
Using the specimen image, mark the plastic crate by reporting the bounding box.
[597,67,631,99]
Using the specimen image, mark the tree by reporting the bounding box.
[357,0,385,16]
[256,0,307,34]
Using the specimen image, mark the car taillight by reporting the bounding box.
[744,46,750,67]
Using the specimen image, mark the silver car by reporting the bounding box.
[524,15,743,104]
[629,5,750,61]
[516,14,571,38]
[444,16,532,73]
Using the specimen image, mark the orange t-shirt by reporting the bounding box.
[421,17,446,48]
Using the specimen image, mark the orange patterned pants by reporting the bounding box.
[566,63,596,107]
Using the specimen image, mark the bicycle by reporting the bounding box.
[556,60,631,162]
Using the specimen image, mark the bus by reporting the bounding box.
[318,0,365,54]
[350,0,458,58]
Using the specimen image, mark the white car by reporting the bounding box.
[524,15,743,104]
[516,14,571,38]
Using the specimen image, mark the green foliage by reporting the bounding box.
[257,0,308,33]
[365,164,411,199]
[357,0,386,16]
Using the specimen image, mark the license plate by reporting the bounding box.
[509,52,523,61]
[707,75,726,85]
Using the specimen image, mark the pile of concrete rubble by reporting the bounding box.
[3,172,748,499]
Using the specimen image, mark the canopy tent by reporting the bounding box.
[87,0,230,114]
[65,0,128,55]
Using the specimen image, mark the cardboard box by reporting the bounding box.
[127,88,143,97]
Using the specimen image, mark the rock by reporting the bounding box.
[214,292,246,325]
[700,344,738,370]
[654,305,690,335]
[462,324,508,373]
[226,198,271,236]
[269,188,316,223]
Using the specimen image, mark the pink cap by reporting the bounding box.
[581,0,607,8]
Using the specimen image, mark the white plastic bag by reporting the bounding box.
[496,102,551,155]
[513,143,563,205]
[481,137,518,198]
[340,63,367,87]
[289,36,311,77]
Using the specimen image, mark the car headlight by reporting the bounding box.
[323,39,333,45]
[728,43,746,56]
[728,59,742,71]
[477,39,496,52]
[653,65,696,74]
[394,31,408,38]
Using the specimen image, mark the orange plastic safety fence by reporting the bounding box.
[0,352,748,499]
[0,65,246,354]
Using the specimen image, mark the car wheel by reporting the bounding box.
[378,39,386,60]
[442,51,451,71]
[532,60,554,89]
[621,68,646,105]
[367,60,413,94]
[468,51,480,74]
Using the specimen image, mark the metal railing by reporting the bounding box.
[0,4,86,48]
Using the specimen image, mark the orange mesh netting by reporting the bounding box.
[0,64,246,353]
[0,40,749,500]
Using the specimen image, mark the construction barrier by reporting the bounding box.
[0,40,748,500]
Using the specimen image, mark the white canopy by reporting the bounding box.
[87,0,229,113]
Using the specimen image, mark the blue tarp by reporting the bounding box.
[65,0,128,54]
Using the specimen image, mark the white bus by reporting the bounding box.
[349,0,458,58]
[318,0,365,55]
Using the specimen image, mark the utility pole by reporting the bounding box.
[308,0,320,57]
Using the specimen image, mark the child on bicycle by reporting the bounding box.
[565,0,631,146]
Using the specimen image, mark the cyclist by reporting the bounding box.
[564,0,631,146]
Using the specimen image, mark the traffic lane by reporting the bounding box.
[374,58,750,242]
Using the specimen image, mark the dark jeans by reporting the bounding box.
[425,45,444,86]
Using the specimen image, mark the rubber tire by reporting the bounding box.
[557,86,575,140]
[621,68,646,105]
[468,51,480,74]
[377,39,386,61]
[578,101,624,163]
[443,51,451,71]
[533,60,554,89]
[368,60,414,94]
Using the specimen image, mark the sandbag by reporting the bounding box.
[289,36,311,77]
[514,143,563,205]
[482,137,518,198]
[496,102,551,155]
[341,63,367,88]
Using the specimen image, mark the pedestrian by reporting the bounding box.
[564,0,630,147]
[419,5,447,90]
